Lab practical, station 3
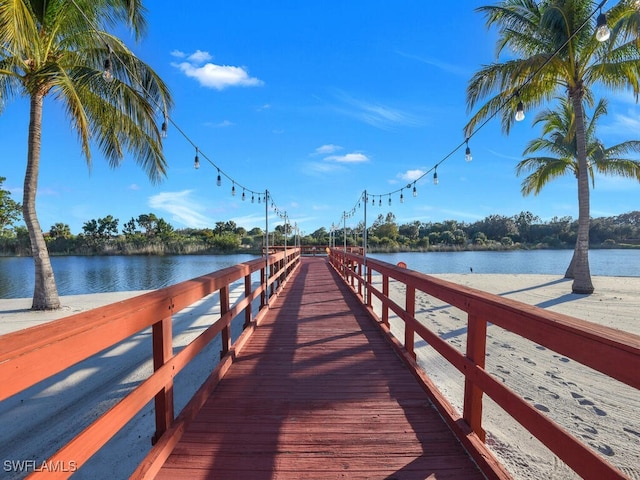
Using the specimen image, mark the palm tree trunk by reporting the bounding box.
[564,249,576,278]
[24,93,61,310]
[570,94,594,294]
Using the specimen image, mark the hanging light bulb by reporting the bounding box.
[372,196,375,206]
[412,184,417,197]
[258,195,261,204]
[515,99,525,122]
[465,139,472,162]
[596,10,610,42]
[251,194,255,203]
[102,56,114,82]
[378,198,382,207]
[433,169,439,185]
[216,169,222,186]
[388,195,392,206]
[194,148,200,169]
[161,117,168,139]
[242,189,246,201]
[400,190,404,203]
[231,183,236,196]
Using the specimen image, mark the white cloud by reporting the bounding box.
[325,152,369,163]
[334,91,422,129]
[148,190,212,228]
[172,51,263,90]
[204,120,234,128]
[128,184,141,191]
[398,169,426,181]
[187,50,213,64]
[170,49,186,58]
[314,144,342,155]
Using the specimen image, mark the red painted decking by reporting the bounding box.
[155,257,485,479]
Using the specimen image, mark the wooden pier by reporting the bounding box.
[1,247,637,479]
[150,257,485,479]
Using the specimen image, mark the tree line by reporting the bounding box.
[1,207,638,256]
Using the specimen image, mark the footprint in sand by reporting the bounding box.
[535,345,546,351]
[523,357,537,366]
[496,365,511,375]
[571,392,608,416]
[538,386,560,400]
[623,427,640,438]
[553,354,570,363]
[526,396,550,412]
[545,370,563,381]
[582,437,615,457]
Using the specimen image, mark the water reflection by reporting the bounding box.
[0,254,260,299]
[1,250,638,299]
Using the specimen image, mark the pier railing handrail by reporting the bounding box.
[329,248,639,480]
[0,248,301,478]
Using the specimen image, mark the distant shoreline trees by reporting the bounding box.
[1,210,638,257]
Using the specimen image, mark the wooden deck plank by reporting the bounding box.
[155,257,485,479]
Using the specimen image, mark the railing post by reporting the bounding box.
[382,274,389,327]
[152,311,174,444]
[405,285,416,359]
[366,266,372,307]
[244,273,252,329]
[357,262,363,298]
[220,286,231,359]
[463,314,487,442]
[260,265,267,309]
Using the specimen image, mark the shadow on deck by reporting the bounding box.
[154,257,485,479]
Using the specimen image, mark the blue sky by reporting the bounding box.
[2,1,639,236]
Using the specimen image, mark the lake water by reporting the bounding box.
[1,249,638,299]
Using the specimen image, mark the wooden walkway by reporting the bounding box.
[155,257,485,479]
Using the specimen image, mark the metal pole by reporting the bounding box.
[265,189,269,295]
[363,190,368,303]
[343,212,347,253]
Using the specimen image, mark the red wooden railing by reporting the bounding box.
[329,249,639,480]
[0,249,301,479]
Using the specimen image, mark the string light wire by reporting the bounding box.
[66,0,290,223]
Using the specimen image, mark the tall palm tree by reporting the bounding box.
[0,0,172,309]
[465,0,640,294]
[517,96,640,275]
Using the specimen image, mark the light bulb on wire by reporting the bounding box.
[216,169,222,186]
[465,139,472,162]
[515,99,525,122]
[102,56,114,82]
[596,10,610,42]
[194,148,200,169]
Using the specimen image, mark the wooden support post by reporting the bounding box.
[366,267,372,307]
[244,273,252,329]
[382,274,389,327]
[152,313,174,444]
[220,286,231,359]
[405,286,416,359]
[260,266,267,309]
[357,262,363,297]
[463,314,487,442]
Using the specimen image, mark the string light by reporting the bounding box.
[412,184,417,197]
[102,48,114,83]
[194,148,200,169]
[216,169,222,186]
[433,167,439,185]
[231,182,236,196]
[161,114,168,139]
[596,8,610,42]
[515,91,525,122]
[400,190,404,203]
[465,139,472,162]
[388,195,392,206]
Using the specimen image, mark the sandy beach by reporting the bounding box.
[1,274,639,479]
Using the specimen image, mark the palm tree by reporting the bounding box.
[517,96,640,276]
[465,0,640,294]
[0,0,172,309]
